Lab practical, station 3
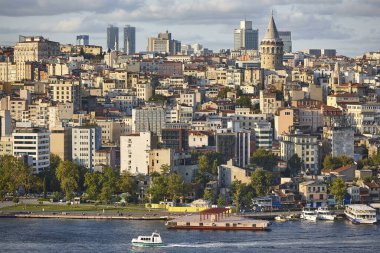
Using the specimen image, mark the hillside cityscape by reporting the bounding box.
[1,2,380,251]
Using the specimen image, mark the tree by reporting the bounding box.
[38,154,61,193]
[56,161,80,200]
[167,173,184,202]
[217,87,231,99]
[84,172,103,200]
[251,169,272,197]
[198,155,209,174]
[149,94,167,103]
[236,96,252,108]
[99,167,118,203]
[148,174,168,203]
[323,155,354,170]
[330,177,347,205]
[203,189,213,202]
[288,154,302,176]
[118,172,136,194]
[211,159,219,175]
[251,149,277,171]
[232,181,242,213]
[217,193,226,207]
[0,156,32,200]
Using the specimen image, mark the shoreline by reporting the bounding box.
[0,212,172,220]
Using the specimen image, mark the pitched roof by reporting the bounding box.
[263,15,281,41]
[334,164,356,173]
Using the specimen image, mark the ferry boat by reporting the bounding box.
[344,204,377,224]
[316,207,336,221]
[300,208,317,221]
[131,232,164,247]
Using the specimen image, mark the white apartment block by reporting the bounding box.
[12,127,50,174]
[120,132,156,175]
[72,126,102,170]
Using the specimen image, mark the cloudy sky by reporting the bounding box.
[0,0,379,56]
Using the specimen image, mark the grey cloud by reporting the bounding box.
[0,0,144,17]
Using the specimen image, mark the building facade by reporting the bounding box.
[107,25,119,51]
[234,20,259,50]
[72,126,102,170]
[123,25,136,54]
[12,127,50,173]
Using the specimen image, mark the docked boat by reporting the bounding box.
[344,204,377,224]
[300,208,317,221]
[274,215,287,222]
[166,208,270,231]
[316,207,336,221]
[131,232,164,247]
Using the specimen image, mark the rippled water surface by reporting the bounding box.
[0,218,379,252]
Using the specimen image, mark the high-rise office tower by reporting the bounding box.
[123,25,136,54]
[260,14,284,70]
[76,35,89,46]
[278,31,292,53]
[107,25,119,51]
[234,20,259,50]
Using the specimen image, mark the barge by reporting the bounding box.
[165,208,270,231]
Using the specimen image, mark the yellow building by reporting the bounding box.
[14,36,60,63]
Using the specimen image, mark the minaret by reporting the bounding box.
[260,14,284,70]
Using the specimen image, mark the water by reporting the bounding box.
[0,219,379,252]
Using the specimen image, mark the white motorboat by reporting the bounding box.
[275,215,287,222]
[345,204,377,224]
[316,207,336,221]
[301,208,317,221]
[131,232,165,247]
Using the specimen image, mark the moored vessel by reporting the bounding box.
[165,208,270,231]
[344,204,377,224]
[301,208,317,221]
[316,207,336,221]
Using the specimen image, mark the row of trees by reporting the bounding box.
[0,154,137,204]
[0,155,41,200]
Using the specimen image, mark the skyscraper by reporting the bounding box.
[278,31,292,53]
[234,20,259,50]
[107,25,119,51]
[124,25,136,54]
[260,15,284,70]
[76,35,89,46]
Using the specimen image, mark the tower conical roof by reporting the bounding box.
[263,15,280,41]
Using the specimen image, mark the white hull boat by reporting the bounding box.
[131,232,165,247]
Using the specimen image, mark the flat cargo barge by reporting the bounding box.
[165,208,270,231]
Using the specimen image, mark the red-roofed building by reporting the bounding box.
[330,164,356,182]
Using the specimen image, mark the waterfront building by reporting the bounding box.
[50,126,72,161]
[72,126,102,170]
[120,132,157,175]
[299,180,328,208]
[12,127,50,173]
